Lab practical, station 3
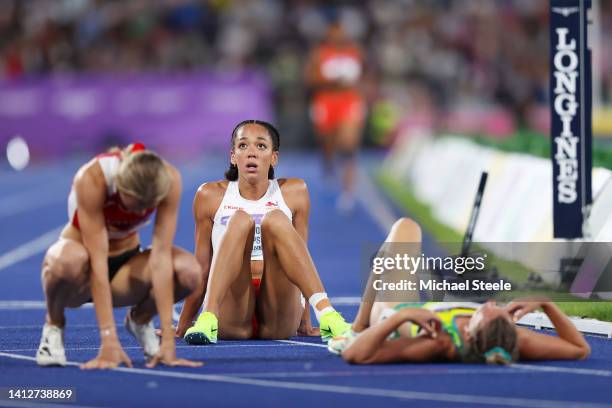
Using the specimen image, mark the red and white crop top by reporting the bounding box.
[68,143,155,240]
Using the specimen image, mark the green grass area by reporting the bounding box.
[554,302,612,321]
[468,129,612,170]
[376,170,612,321]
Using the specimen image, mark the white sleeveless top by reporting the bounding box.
[211,180,292,261]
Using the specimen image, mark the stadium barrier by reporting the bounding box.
[382,128,612,283]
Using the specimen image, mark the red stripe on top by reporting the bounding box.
[72,143,154,238]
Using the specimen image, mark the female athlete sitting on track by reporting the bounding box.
[177,120,351,344]
[329,218,591,365]
[37,143,202,370]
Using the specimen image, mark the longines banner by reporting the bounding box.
[550,0,593,239]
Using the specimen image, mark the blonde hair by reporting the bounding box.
[115,150,171,208]
[461,316,519,365]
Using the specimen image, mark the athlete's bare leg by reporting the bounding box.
[111,247,201,324]
[352,218,422,333]
[255,209,332,339]
[200,210,257,339]
[336,121,364,194]
[256,230,303,339]
[334,120,364,212]
[317,131,336,180]
[41,242,201,327]
[42,239,90,327]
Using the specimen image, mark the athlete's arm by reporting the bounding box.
[75,163,132,369]
[507,300,591,360]
[177,183,219,337]
[145,164,201,368]
[148,164,182,344]
[342,308,445,364]
[283,179,318,336]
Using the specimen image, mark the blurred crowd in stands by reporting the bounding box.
[1,0,611,145]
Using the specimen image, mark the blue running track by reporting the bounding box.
[1,152,611,408]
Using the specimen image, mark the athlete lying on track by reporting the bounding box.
[329,218,591,365]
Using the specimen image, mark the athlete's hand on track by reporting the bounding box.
[80,341,133,370]
[504,298,550,322]
[146,343,203,368]
[297,319,320,337]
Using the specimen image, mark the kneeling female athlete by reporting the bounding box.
[178,120,351,344]
[38,144,202,369]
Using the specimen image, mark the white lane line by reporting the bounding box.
[329,296,360,306]
[0,298,357,311]
[0,324,99,329]
[0,352,607,408]
[219,367,519,379]
[276,340,327,348]
[0,301,92,310]
[1,344,300,353]
[356,166,398,233]
[513,363,612,378]
[0,352,78,366]
[0,226,63,272]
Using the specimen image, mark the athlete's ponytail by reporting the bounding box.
[483,347,514,365]
[224,120,280,181]
[461,316,518,365]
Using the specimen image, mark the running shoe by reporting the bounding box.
[327,329,359,355]
[36,324,66,367]
[319,311,351,343]
[125,310,160,361]
[184,311,218,345]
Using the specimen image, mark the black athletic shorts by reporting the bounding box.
[108,245,141,282]
[86,245,141,303]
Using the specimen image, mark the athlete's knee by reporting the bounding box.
[227,210,255,234]
[261,209,291,235]
[173,252,201,292]
[43,241,89,283]
[390,217,422,241]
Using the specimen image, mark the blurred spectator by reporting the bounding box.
[1,0,611,144]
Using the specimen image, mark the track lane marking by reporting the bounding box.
[0,227,63,272]
[0,352,610,408]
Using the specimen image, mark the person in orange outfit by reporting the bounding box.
[306,20,367,212]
